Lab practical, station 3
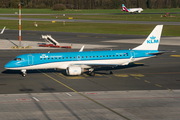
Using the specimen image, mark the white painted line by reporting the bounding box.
[32,97,40,102]
[66,93,72,96]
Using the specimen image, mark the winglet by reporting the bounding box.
[79,45,85,52]
[0,26,6,34]
[133,25,163,50]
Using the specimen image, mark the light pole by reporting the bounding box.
[18,3,21,48]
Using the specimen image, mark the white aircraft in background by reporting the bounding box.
[0,26,6,34]
[122,4,143,13]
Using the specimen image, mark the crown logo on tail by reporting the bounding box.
[147,36,159,44]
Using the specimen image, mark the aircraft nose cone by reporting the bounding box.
[4,61,13,69]
[4,63,10,69]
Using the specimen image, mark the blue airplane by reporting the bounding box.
[4,25,163,77]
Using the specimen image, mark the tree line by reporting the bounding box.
[0,0,180,9]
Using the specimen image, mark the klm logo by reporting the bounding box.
[40,54,48,58]
[147,36,159,44]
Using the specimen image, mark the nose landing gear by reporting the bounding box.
[21,70,27,77]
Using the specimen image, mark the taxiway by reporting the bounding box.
[0,30,180,120]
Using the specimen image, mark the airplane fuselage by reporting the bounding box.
[5,50,157,70]
[122,4,143,13]
[4,25,163,76]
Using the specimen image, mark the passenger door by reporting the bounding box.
[28,55,33,65]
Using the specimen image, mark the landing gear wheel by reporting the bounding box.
[110,71,113,74]
[89,71,95,76]
[21,70,27,77]
[22,73,26,77]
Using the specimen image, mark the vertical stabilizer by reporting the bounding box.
[122,4,129,12]
[133,25,163,50]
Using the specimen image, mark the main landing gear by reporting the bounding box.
[88,68,95,76]
[21,69,27,77]
[89,71,95,76]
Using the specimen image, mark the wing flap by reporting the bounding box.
[72,63,119,68]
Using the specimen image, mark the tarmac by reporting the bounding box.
[0,30,180,120]
[1,90,180,120]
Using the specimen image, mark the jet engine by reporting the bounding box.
[66,66,84,75]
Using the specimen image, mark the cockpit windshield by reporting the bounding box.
[13,58,21,61]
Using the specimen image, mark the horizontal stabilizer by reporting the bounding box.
[147,51,165,55]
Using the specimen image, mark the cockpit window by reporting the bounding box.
[13,58,21,61]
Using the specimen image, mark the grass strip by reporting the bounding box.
[0,20,180,36]
[1,14,180,22]
[0,8,180,14]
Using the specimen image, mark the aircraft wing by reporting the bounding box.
[72,63,119,68]
[71,55,134,68]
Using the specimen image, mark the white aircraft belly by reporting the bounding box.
[7,57,151,70]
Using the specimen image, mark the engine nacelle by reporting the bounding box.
[66,66,84,75]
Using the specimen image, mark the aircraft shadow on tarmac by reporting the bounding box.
[2,63,144,76]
